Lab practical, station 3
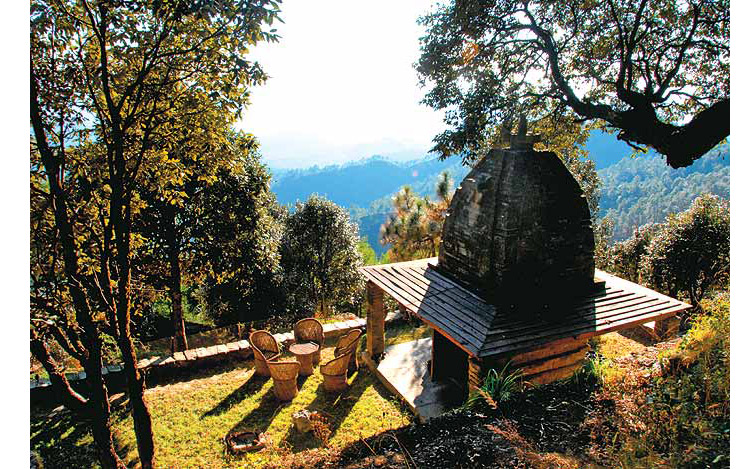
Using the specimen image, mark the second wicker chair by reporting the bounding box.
[320,352,352,392]
[250,330,281,377]
[268,360,301,401]
[293,318,324,364]
[334,328,362,373]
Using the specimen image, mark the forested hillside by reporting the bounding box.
[269,137,730,254]
[599,145,729,240]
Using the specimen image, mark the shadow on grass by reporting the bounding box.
[618,326,659,346]
[201,373,270,418]
[282,369,374,453]
[30,408,97,469]
[229,385,293,435]
[30,405,141,469]
[144,361,248,389]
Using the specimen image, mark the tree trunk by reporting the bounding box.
[89,411,127,469]
[83,352,125,469]
[86,367,127,469]
[119,349,155,469]
[166,205,188,351]
[30,334,125,469]
[110,132,156,469]
[31,77,126,469]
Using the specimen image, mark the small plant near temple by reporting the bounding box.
[571,354,614,388]
[465,364,523,412]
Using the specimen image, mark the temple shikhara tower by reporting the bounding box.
[438,117,596,316]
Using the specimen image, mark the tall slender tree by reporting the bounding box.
[30,1,281,467]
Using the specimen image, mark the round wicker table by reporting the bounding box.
[288,342,320,376]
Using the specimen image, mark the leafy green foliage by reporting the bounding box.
[357,237,378,266]
[605,223,662,283]
[281,196,365,317]
[593,216,615,271]
[416,0,729,168]
[641,194,729,308]
[188,148,284,326]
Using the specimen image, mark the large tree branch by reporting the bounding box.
[30,329,88,413]
[655,4,700,100]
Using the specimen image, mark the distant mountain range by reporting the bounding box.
[271,155,466,210]
[269,132,730,255]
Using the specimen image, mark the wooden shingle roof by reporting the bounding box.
[360,257,691,358]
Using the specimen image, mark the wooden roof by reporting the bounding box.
[360,257,691,358]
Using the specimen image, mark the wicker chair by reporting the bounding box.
[334,328,362,372]
[320,352,352,392]
[267,360,301,401]
[250,330,280,377]
[293,318,324,365]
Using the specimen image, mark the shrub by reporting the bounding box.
[281,195,365,318]
[606,223,663,283]
[640,194,729,308]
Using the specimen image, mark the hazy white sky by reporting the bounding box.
[239,1,446,169]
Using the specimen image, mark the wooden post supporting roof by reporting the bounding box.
[468,356,483,397]
[366,281,386,360]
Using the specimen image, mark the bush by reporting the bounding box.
[640,194,729,308]
[606,223,662,283]
[281,195,365,318]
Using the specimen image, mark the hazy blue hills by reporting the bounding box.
[270,155,466,209]
[268,132,730,255]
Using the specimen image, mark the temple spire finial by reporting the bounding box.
[511,114,541,150]
[517,114,528,137]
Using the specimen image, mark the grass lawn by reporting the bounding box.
[31,323,426,468]
[385,320,431,346]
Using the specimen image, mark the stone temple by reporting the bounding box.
[359,118,690,421]
[436,119,595,317]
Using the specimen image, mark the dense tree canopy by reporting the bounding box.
[416,0,729,168]
[188,139,284,326]
[641,193,729,308]
[30,1,281,467]
[281,196,365,317]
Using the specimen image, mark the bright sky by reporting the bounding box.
[239,0,446,169]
